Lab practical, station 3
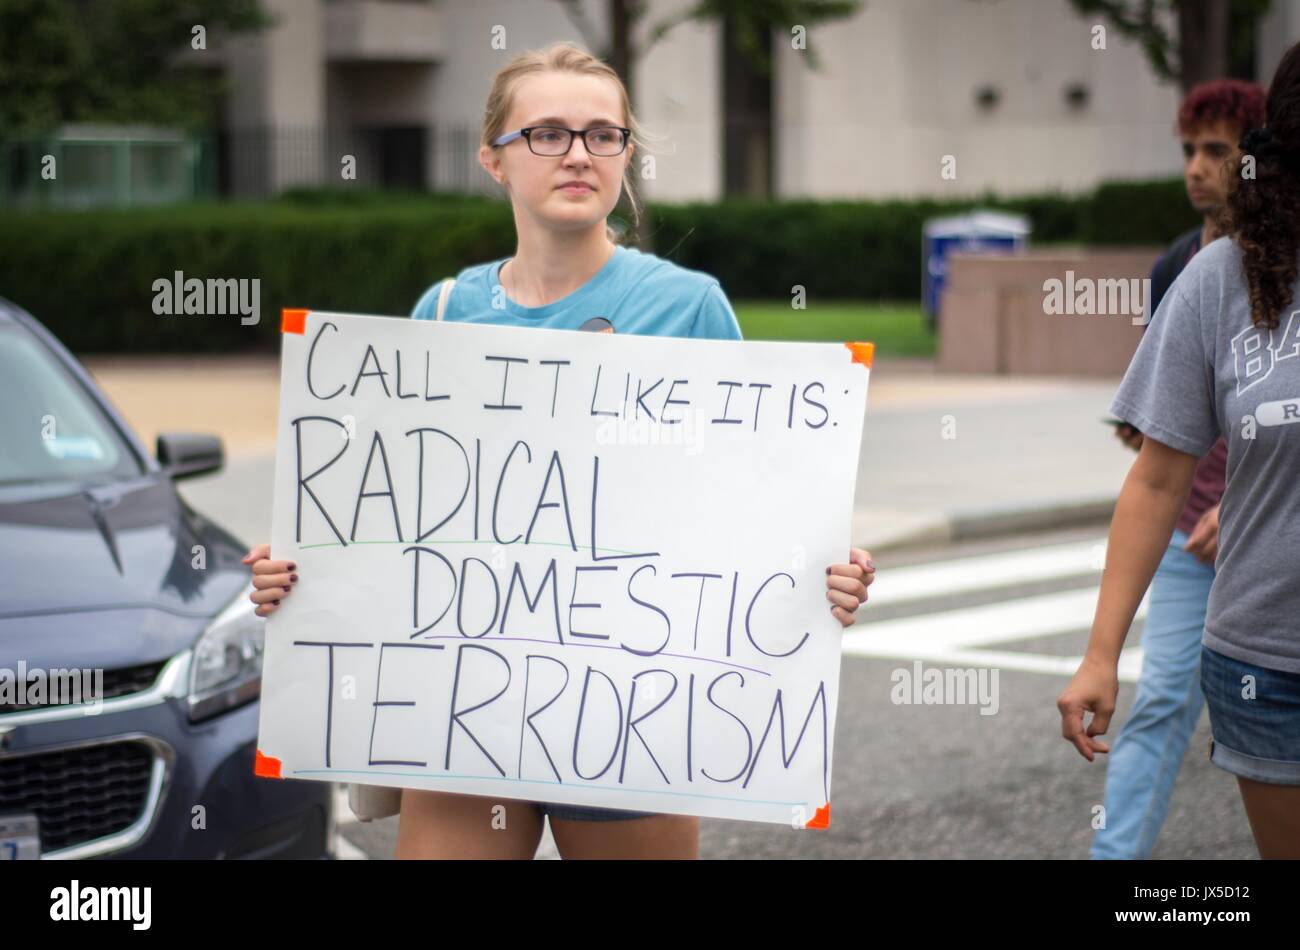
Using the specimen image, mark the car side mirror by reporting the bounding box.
[156,432,224,480]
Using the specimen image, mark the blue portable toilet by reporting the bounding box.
[923,210,1030,329]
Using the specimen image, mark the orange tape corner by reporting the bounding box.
[805,802,831,829]
[281,308,309,335]
[844,341,874,369]
[254,749,283,779]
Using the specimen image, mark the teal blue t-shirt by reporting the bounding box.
[410,245,743,341]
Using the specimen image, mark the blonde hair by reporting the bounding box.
[481,42,653,244]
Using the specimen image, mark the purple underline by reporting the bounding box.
[416,634,771,677]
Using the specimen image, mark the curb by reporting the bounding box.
[860,494,1116,553]
[950,495,1117,541]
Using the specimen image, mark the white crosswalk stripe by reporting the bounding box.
[864,538,1108,608]
[843,537,1147,682]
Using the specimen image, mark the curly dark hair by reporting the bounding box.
[1222,42,1300,330]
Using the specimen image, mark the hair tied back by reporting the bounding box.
[1241,125,1282,158]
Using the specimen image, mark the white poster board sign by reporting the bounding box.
[255,308,872,827]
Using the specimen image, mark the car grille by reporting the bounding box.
[0,660,165,714]
[0,739,154,852]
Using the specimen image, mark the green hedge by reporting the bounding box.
[1081,179,1200,244]
[0,180,1196,353]
[0,198,516,352]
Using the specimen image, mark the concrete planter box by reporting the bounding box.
[938,247,1162,375]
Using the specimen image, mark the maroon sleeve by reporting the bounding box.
[1201,436,1228,503]
[1176,436,1228,535]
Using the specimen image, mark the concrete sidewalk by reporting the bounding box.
[854,359,1132,550]
[83,355,1135,552]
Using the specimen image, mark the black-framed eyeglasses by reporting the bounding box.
[492,126,631,157]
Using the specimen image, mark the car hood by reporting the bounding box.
[0,476,248,625]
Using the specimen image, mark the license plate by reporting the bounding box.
[0,814,41,860]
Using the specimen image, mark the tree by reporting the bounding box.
[0,0,267,140]
[1068,0,1272,91]
[554,0,860,236]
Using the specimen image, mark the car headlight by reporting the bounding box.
[188,591,264,723]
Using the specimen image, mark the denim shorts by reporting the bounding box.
[1199,644,1300,785]
[533,802,658,822]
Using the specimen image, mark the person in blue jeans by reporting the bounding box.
[1091,79,1263,860]
[1089,529,1215,858]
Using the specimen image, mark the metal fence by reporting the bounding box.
[2,121,494,208]
[1,128,217,210]
[217,123,491,197]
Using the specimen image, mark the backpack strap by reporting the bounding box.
[435,278,456,321]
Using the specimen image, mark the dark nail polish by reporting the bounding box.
[290,574,298,582]
[287,563,297,571]
[825,566,831,575]
[273,599,281,606]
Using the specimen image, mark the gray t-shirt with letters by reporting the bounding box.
[1111,236,1300,673]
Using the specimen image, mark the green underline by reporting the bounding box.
[298,538,643,555]
[293,767,807,808]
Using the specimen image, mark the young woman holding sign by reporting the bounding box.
[243,41,874,859]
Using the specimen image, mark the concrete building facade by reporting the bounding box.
[207,0,1291,201]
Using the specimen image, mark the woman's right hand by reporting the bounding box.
[242,542,297,618]
[1057,654,1119,762]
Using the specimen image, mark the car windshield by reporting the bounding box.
[0,323,143,486]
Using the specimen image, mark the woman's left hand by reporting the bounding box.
[826,547,874,627]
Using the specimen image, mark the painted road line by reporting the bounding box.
[845,585,1146,654]
[842,643,1144,683]
[869,538,1107,607]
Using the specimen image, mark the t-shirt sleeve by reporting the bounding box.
[410,279,447,320]
[689,282,744,341]
[1109,281,1219,457]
